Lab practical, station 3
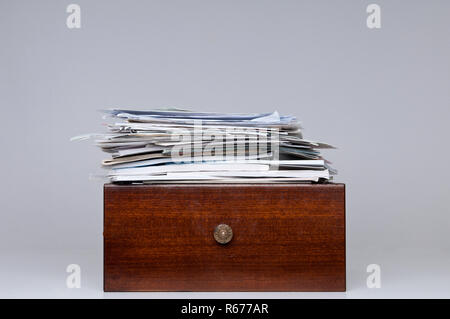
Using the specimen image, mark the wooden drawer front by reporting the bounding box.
[104,184,345,292]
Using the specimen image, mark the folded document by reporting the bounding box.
[72,109,337,183]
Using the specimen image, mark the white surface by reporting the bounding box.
[1,246,449,299]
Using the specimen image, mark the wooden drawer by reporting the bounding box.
[104,183,346,291]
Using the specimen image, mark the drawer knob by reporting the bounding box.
[214,224,233,244]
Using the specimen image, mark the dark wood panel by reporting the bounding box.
[104,183,346,291]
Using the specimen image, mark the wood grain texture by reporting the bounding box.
[104,183,346,292]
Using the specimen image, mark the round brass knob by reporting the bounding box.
[214,224,233,244]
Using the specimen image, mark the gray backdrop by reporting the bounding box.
[1,0,449,298]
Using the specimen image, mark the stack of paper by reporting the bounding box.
[73,109,336,183]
